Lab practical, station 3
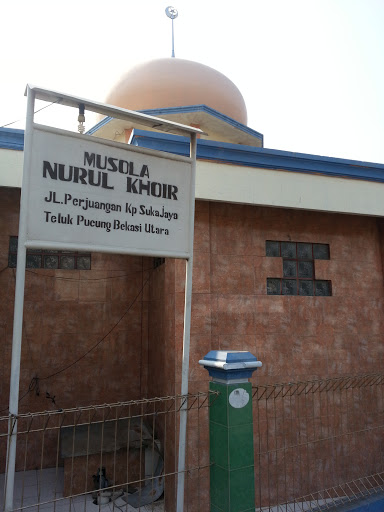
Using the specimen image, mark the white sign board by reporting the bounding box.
[5,87,198,512]
[25,125,193,257]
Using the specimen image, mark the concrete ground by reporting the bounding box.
[0,468,164,512]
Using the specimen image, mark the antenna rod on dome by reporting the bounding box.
[165,6,178,58]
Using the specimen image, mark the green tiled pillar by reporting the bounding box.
[199,351,262,512]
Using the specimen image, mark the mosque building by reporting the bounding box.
[0,56,384,413]
[1,54,384,511]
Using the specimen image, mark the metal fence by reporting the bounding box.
[0,391,215,512]
[3,373,384,512]
[253,373,384,511]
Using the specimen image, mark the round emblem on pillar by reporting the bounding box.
[229,388,249,409]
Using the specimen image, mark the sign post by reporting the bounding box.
[5,85,202,512]
[176,132,197,512]
[5,87,35,512]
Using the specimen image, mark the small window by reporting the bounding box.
[299,280,314,296]
[315,280,332,296]
[266,240,331,296]
[297,242,312,259]
[266,241,280,257]
[281,242,296,259]
[153,257,165,269]
[8,236,91,270]
[266,241,330,260]
[313,244,330,260]
[266,278,281,295]
[282,279,297,296]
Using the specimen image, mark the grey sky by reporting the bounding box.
[2,0,384,163]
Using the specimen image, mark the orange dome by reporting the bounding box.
[105,58,248,125]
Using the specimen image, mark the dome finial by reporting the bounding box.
[165,6,178,58]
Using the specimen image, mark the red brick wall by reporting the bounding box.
[378,218,384,299]
[165,201,384,510]
[2,189,384,503]
[0,188,150,415]
[1,191,383,408]
[168,201,384,393]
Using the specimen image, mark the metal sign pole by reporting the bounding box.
[5,87,35,512]
[176,133,197,512]
[172,18,175,58]
[3,85,201,512]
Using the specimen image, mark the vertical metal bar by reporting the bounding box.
[139,402,144,509]
[84,410,91,512]
[297,391,302,503]
[5,85,36,512]
[126,404,131,510]
[282,390,288,511]
[333,384,339,503]
[69,413,76,501]
[101,408,106,491]
[171,18,175,58]
[54,413,63,512]
[176,133,197,512]
[344,384,349,491]
[185,407,189,512]
[113,406,119,508]
[98,408,106,512]
[290,391,295,511]
[266,394,271,509]
[256,392,263,510]
[314,391,322,510]
[319,390,324,508]
[175,397,177,505]
[274,393,279,508]
[150,401,156,511]
[311,387,316,507]
[21,418,31,512]
[38,419,48,511]
[197,394,201,512]
[361,385,368,487]
[163,399,168,510]
[325,380,331,495]
[380,380,384,474]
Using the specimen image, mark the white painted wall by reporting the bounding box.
[196,160,384,217]
[2,147,384,217]
[0,149,23,188]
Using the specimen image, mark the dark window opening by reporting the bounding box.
[8,236,91,270]
[266,240,331,296]
[153,257,165,269]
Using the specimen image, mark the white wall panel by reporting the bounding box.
[196,161,384,217]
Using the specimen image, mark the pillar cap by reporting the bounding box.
[199,350,262,382]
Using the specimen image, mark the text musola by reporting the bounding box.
[42,151,181,200]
